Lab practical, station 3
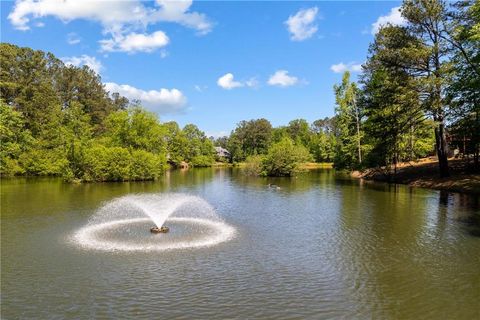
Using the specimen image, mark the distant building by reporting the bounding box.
[214,146,231,159]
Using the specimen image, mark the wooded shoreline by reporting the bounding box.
[352,159,480,195]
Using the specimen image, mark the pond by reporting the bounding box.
[1,168,479,319]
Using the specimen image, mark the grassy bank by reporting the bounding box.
[212,162,333,169]
[299,162,333,170]
[352,158,480,195]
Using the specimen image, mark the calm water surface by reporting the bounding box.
[1,169,479,319]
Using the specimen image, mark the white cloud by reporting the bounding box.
[8,0,211,32]
[216,73,258,90]
[100,31,169,53]
[285,7,319,41]
[217,73,244,90]
[62,55,103,74]
[67,32,80,45]
[371,6,406,34]
[8,0,212,53]
[149,0,212,36]
[267,70,298,87]
[330,62,363,73]
[104,82,187,114]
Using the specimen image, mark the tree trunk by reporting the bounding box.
[434,120,450,177]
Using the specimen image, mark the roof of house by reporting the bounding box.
[214,146,230,154]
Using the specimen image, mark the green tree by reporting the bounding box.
[0,43,120,135]
[0,101,33,175]
[61,101,93,179]
[309,117,336,162]
[163,121,189,165]
[311,117,335,135]
[182,124,215,166]
[447,0,480,169]
[271,126,290,143]
[81,145,131,181]
[228,118,273,161]
[58,66,116,130]
[361,26,432,173]
[286,119,312,146]
[261,137,312,176]
[333,71,364,169]
[103,107,167,154]
[401,0,453,177]
[130,149,166,180]
[309,131,336,163]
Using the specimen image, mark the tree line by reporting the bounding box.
[1,0,478,180]
[1,43,215,181]
[214,0,479,177]
[212,118,337,176]
[333,0,479,177]
[0,42,341,179]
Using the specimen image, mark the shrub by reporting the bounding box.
[243,155,263,176]
[190,155,214,167]
[261,137,312,176]
[19,148,68,176]
[81,145,131,181]
[0,158,24,176]
[77,145,168,182]
[130,149,166,180]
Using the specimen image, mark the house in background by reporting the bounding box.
[214,147,231,161]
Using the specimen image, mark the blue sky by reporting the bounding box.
[1,0,403,137]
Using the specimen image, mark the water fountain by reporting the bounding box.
[71,193,236,252]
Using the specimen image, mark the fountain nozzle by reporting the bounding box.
[150,226,170,234]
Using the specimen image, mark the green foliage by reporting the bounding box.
[228,118,273,161]
[309,132,336,163]
[163,121,189,166]
[447,0,480,169]
[261,137,312,176]
[190,155,214,167]
[19,148,69,176]
[0,101,33,175]
[271,126,289,144]
[0,44,219,181]
[4,2,479,183]
[287,119,311,146]
[225,117,336,171]
[400,0,453,176]
[77,146,167,182]
[243,155,264,176]
[360,25,433,169]
[103,107,167,154]
[81,145,130,182]
[62,101,93,177]
[182,124,215,164]
[130,150,166,180]
[212,136,228,149]
[162,122,214,167]
[0,43,121,134]
[333,71,364,169]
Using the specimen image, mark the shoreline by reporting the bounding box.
[351,159,480,195]
[1,162,334,182]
